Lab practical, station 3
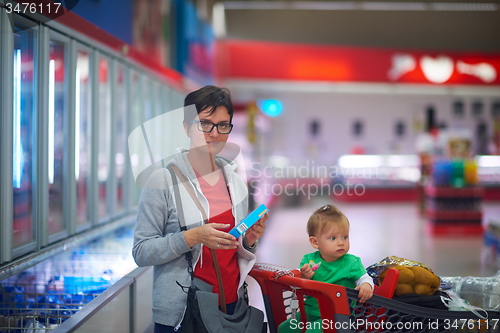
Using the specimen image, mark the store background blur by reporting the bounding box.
[1,0,500,331]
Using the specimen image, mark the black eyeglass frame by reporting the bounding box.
[191,120,234,134]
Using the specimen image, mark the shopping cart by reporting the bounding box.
[249,263,500,333]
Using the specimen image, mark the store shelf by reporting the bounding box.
[482,221,500,271]
[425,185,484,236]
[333,186,417,202]
[425,209,482,221]
[425,185,484,198]
[484,185,500,201]
[426,220,485,237]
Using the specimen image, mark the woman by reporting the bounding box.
[132,85,267,332]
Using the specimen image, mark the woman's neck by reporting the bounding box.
[187,150,217,176]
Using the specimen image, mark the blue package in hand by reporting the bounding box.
[229,204,269,238]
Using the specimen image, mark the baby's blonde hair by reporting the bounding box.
[307,204,350,237]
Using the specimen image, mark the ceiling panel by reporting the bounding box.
[213,1,500,52]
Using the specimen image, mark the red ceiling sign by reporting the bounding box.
[217,40,500,85]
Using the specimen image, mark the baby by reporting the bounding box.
[278,204,373,333]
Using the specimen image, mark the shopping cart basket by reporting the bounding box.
[249,263,500,333]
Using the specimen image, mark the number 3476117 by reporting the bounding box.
[443,319,498,330]
[4,2,62,14]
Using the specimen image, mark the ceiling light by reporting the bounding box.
[360,2,428,11]
[222,2,498,12]
[431,3,498,11]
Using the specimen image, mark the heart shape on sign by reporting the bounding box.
[420,55,454,84]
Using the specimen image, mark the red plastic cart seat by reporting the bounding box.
[249,263,400,333]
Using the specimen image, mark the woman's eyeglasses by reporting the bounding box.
[191,120,233,134]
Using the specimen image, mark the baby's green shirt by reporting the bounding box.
[299,252,367,318]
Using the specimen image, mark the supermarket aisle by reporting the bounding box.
[248,196,499,311]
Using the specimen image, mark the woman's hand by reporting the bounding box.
[355,282,373,303]
[300,263,314,279]
[184,223,239,249]
[243,213,268,248]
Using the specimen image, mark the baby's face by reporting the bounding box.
[314,224,350,262]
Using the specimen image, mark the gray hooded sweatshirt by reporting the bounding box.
[132,149,257,328]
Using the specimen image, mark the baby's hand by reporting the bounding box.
[300,263,314,279]
[355,282,373,303]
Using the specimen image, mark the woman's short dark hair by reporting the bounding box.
[183,85,234,124]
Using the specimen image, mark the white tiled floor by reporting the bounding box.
[248,195,500,313]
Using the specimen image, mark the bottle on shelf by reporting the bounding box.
[451,159,465,188]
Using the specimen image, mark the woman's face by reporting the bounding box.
[186,106,231,156]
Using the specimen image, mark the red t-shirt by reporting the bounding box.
[193,170,240,304]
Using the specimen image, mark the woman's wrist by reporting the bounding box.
[243,236,253,248]
[183,228,198,248]
[243,236,258,250]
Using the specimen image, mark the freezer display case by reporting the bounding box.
[0,224,138,332]
[332,154,421,202]
[332,154,500,203]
